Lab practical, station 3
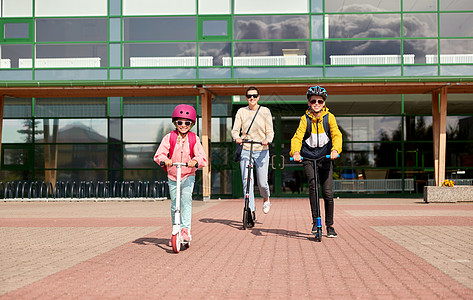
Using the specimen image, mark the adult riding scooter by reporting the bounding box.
[290,154,338,242]
[160,161,197,253]
[240,140,265,230]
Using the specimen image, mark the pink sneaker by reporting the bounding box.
[181,228,191,242]
[168,239,172,247]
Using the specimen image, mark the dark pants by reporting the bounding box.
[303,159,334,227]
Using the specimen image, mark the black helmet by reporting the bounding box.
[306,86,327,100]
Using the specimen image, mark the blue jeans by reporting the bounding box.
[168,175,195,230]
[239,149,270,212]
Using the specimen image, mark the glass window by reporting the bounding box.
[109,118,121,141]
[234,0,308,14]
[3,147,29,167]
[124,43,197,67]
[439,39,473,59]
[337,116,402,141]
[404,39,438,64]
[199,42,231,66]
[446,142,473,168]
[3,23,29,39]
[109,0,121,15]
[0,70,32,80]
[233,41,309,65]
[109,97,121,117]
[211,96,232,117]
[328,14,401,38]
[123,119,197,143]
[34,69,107,80]
[35,98,107,118]
[311,41,323,65]
[0,44,32,68]
[440,13,473,37]
[122,68,196,80]
[404,116,432,140]
[404,94,432,114]
[403,14,437,37]
[123,144,158,168]
[440,0,473,11]
[35,0,107,17]
[198,68,231,79]
[123,0,196,16]
[342,142,402,168]
[403,0,436,11]
[211,117,232,142]
[447,94,473,114]
[123,96,196,117]
[199,0,231,14]
[109,18,121,42]
[34,119,107,143]
[403,65,438,76]
[1,119,34,143]
[326,40,401,65]
[328,94,402,114]
[234,16,309,40]
[110,43,121,67]
[311,15,323,39]
[311,0,323,13]
[32,44,107,68]
[123,17,196,41]
[325,0,400,12]
[3,97,32,117]
[233,67,323,78]
[36,18,107,42]
[2,0,33,17]
[203,20,228,36]
[34,144,108,169]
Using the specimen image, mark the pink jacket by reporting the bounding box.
[153,132,208,181]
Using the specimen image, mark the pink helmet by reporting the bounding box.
[172,104,196,123]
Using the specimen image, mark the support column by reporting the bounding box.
[438,87,448,185]
[432,91,440,185]
[431,88,448,186]
[200,90,212,200]
[0,95,4,164]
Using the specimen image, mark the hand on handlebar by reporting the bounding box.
[235,138,243,144]
[164,159,173,167]
[293,152,302,162]
[187,159,198,168]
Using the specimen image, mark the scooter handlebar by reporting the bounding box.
[290,154,339,161]
[237,139,271,146]
[159,161,199,168]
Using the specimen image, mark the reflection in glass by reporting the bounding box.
[403,0,436,11]
[404,94,433,114]
[123,96,196,117]
[3,148,28,165]
[311,0,323,13]
[234,0,308,14]
[311,15,323,39]
[0,44,32,68]
[337,116,402,142]
[403,14,437,37]
[212,169,232,194]
[446,94,473,114]
[35,119,107,143]
[233,67,322,78]
[124,144,158,168]
[438,39,473,63]
[1,119,34,143]
[329,94,402,114]
[203,20,227,36]
[3,98,32,117]
[199,42,231,66]
[35,98,107,117]
[403,65,438,76]
[325,0,400,12]
[343,142,402,168]
[328,14,401,38]
[440,0,473,11]
[123,17,196,41]
[233,41,309,65]
[326,40,401,64]
[311,41,323,65]
[234,15,309,39]
[326,66,401,77]
[36,18,107,42]
[123,119,197,143]
[123,169,167,182]
[440,13,473,38]
[35,144,107,168]
[124,43,197,67]
[33,44,107,68]
[404,39,437,63]
[211,117,232,142]
[4,23,29,39]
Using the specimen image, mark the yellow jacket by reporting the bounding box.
[290,107,343,156]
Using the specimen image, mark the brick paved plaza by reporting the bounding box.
[1,198,472,299]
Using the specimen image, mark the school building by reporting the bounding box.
[0,0,472,199]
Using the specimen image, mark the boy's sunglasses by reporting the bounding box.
[246,94,259,99]
[176,121,192,126]
[310,99,325,105]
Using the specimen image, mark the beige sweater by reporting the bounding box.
[231,106,274,151]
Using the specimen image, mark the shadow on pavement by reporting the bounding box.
[132,237,188,253]
[199,218,314,241]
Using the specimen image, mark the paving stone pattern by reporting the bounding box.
[1,198,472,299]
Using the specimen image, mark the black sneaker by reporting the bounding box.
[311,223,317,234]
[248,211,256,228]
[326,226,338,238]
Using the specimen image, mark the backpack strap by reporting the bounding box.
[168,130,179,159]
[187,131,196,159]
[302,113,331,141]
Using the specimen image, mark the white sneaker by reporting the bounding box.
[263,200,271,214]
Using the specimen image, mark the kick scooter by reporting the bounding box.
[240,140,264,230]
[160,161,197,253]
[290,154,338,242]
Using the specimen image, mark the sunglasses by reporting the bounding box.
[310,99,325,105]
[176,121,192,126]
[246,94,259,99]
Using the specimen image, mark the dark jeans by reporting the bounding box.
[303,159,334,227]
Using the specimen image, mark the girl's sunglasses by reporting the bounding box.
[310,99,325,105]
[176,121,192,126]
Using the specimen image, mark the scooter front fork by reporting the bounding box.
[316,217,322,235]
[172,211,181,235]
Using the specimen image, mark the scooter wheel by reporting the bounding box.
[316,228,322,242]
[185,242,190,248]
[242,210,248,230]
[171,233,180,253]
